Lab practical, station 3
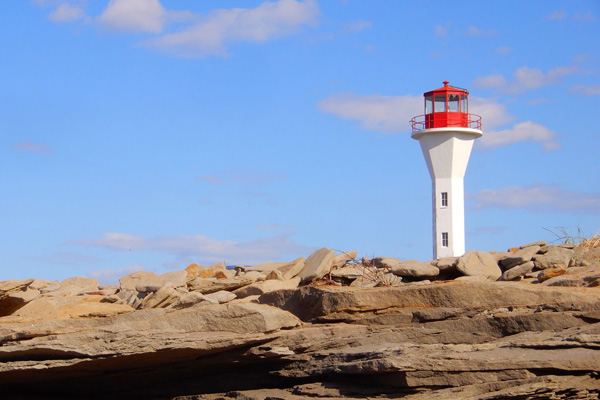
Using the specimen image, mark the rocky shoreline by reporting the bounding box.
[1,241,599,399]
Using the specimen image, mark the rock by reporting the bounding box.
[205,290,237,304]
[378,272,403,287]
[233,277,301,299]
[578,247,600,265]
[60,277,99,288]
[297,247,336,283]
[171,292,218,309]
[0,280,38,316]
[331,250,358,268]
[244,261,288,274]
[139,285,182,309]
[500,246,541,269]
[275,257,306,280]
[533,246,574,269]
[240,271,267,281]
[520,240,547,249]
[542,265,600,287]
[28,279,56,291]
[187,277,254,294]
[185,264,211,280]
[537,265,567,283]
[501,261,535,281]
[265,269,285,280]
[57,301,134,318]
[456,251,502,280]
[120,271,158,291]
[135,271,188,293]
[391,260,439,278]
[331,265,365,280]
[372,257,402,269]
[433,257,458,271]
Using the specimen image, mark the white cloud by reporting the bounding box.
[468,97,514,130]
[472,65,580,94]
[98,0,167,33]
[48,2,86,23]
[570,84,600,96]
[317,92,421,133]
[72,232,313,265]
[12,141,51,154]
[478,121,560,151]
[468,184,600,214]
[86,265,144,285]
[144,0,319,57]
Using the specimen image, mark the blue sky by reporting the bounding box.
[1,0,599,284]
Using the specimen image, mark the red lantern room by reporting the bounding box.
[410,81,481,133]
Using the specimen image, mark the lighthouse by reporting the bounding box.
[410,81,482,259]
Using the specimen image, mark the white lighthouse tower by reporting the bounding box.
[410,81,482,259]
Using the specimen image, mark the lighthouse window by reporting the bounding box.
[434,95,446,112]
[425,96,433,114]
[441,192,448,207]
[448,94,459,112]
[461,95,468,112]
[442,232,449,247]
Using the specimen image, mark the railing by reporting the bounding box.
[410,113,482,133]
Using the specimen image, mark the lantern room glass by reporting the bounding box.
[434,95,446,112]
[448,94,459,112]
[461,95,468,112]
[425,96,433,114]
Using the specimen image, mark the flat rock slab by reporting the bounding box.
[542,265,600,287]
[298,247,335,283]
[136,271,188,293]
[258,281,600,322]
[391,260,439,278]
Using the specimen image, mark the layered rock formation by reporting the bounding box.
[1,241,600,399]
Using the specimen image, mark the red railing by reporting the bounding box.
[410,113,482,133]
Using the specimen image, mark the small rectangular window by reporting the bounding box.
[442,232,449,247]
[425,96,433,114]
[448,94,459,112]
[434,95,446,112]
[441,192,448,207]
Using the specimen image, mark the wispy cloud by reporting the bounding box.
[48,1,87,23]
[434,22,451,36]
[143,0,320,57]
[546,10,568,21]
[12,141,51,155]
[197,169,286,186]
[86,264,145,285]
[495,46,513,56]
[468,184,600,214]
[71,232,313,265]
[570,84,600,96]
[317,92,421,133]
[466,25,495,36]
[472,65,580,94]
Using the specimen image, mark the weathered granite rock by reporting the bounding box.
[332,250,358,268]
[233,277,301,299]
[372,257,402,269]
[119,271,157,291]
[187,277,254,294]
[205,290,237,304]
[0,280,39,317]
[533,245,574,269]
[432,257,458,271]
[135,270,188,293]
[500,245,541,269]
[391,260,439,278]
[139,284,182,309]
[537,264,567,282]
[331,265,365,280]
[542,265,600,287]
[456,251,502,280]
[501,261,535,281]
[298,247,335,283]
[520,240,547,249]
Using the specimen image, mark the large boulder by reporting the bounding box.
[501,261,535,281]
[120,271,158,292]
[542,265,600,287]
[500,246,541,269]
[456,251,502,280]
[233,277,301,299]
